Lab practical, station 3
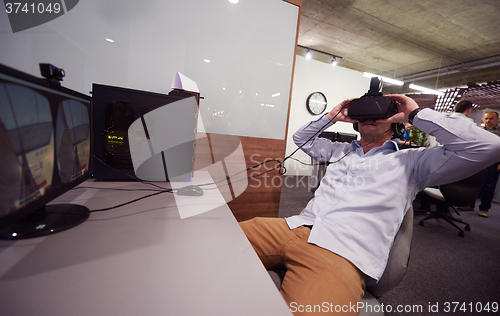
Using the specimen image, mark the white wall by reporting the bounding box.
[284,56,370,175]
[0,0,298,140]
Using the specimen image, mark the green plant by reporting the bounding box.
[407,125,428,147]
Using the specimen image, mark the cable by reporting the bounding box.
[282,103,350,167]
[184,158,284,190]
[85,101,335,213]
[75,186,166,192]
[90,190,170,213]
[327,127,392,165]
[286,126,392,167]
[103,103,346,195]
[192,104,352,192]
[84,102,353,212]
[92,155,173,192]
[70,157,174,213]
[87,205,179,221]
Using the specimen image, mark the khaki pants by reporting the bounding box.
[240,217,366,315]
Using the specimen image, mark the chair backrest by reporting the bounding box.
[439,169,487,207]
[365,206,413,298]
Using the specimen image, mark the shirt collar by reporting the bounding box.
[351,139,399,152]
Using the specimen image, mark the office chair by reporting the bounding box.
[419,169,487,237]
[268,207,413,316]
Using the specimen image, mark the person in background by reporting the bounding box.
[476,111,500,218]
[451,100,474,119]
[483,110,500,136]
[420,100,474,212]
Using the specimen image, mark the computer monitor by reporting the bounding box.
[0,64,92,239]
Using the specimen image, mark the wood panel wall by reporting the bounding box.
[227,136,287,221]
[193,132,286,221]
[285,0,302,6]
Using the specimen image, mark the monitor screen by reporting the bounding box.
[0,64,92,239]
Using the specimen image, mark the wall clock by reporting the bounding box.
[306,92,327,115]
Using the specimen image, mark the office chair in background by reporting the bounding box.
[268,207,413,316]
[419,169,487,237]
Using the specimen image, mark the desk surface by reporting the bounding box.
[0,171,291,316]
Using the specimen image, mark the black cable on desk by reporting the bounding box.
[89,190,171,213]
[76,186,169,192]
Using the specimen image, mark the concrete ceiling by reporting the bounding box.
[297,0,500,95]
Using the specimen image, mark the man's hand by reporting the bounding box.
[377,94,419,124]
[325,98,358,123]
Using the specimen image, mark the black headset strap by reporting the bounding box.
[366,77,383,97]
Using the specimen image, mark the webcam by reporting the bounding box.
[39,63,65,81]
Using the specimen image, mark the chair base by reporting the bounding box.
[419,205,470,237]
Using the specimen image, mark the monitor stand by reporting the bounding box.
[0,204,90,240]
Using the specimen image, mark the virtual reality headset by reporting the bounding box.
[348,77,397,121]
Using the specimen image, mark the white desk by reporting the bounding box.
[0,171,292,316]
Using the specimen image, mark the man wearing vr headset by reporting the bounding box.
[240,94,500,315]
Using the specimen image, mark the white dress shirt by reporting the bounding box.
[286,108,500,284]
[449,111,475,123]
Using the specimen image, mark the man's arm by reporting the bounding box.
[293,99,355,162]
[356,94,500,188]
[292,116,336,162]
[410,108,500,189]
